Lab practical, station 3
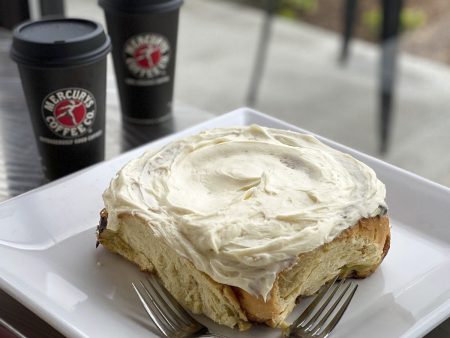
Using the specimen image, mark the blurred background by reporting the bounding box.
[1,0,449,188]
[72,0,450,187]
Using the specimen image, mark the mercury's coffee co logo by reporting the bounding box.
[124,33,170,79]
[42,88,96,138]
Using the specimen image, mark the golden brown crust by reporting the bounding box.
[343,215,390,278]
[230,215,390,326]
[97,212,390,329]
[232,284,280,323]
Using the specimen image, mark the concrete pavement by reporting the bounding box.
[68,0,450,187]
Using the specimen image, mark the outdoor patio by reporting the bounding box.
[68,0,450,188]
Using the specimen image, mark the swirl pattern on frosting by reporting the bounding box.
[103,125,386,300]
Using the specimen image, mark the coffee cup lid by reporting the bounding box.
[99,0,183,14]
[10,18,111,68]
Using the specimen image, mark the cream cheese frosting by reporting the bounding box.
[103,125,386,300]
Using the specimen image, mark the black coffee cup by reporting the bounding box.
[10,18,111,180]
[99,0,183,124]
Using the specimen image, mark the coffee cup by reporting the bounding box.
[10,18,111,180]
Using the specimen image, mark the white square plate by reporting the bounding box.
[1,108,449,338]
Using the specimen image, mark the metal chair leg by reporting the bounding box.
[246,0,278,107]
[39,0,65,17]
[379,0,403,154]
[339,0,358,64]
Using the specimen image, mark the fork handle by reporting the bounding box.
[199,334,229,338]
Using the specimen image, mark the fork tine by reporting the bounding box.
[320,283,358,338]
[132,282,171,337]
[310,281,353,334]
[303,278,346,331]
[147,276,197,328]
[138,280,178,332]
[291,275,339,328]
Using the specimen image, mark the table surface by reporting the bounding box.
[1,28,449,338]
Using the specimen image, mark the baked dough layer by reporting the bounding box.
[97,211,390,329]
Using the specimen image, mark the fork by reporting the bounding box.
[132,275,228,338]
[283,275,358,338]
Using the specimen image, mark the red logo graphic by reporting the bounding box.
[54,99,87,127]
[124,33,170,79]
[134,44,161,69]
[42,88,96,139]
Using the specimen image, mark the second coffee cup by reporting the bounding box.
[100,0,183,124]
